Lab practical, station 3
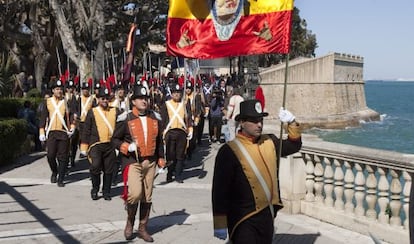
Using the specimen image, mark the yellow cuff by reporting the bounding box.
[213,214,228,229]
[287,122,301,140]
[80,143,89,152]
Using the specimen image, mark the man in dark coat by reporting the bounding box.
[212,99,302,243]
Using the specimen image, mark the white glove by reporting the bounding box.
[39,134,46,142]
[80,151,87,157]
[128,142,137,152]
[187,132,193,140]
[279,107,295,123]
[214,228,227,240]
[67,129,75,138]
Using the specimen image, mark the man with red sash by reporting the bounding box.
[80,87,118,201]
[39,79,76,187]
[112,84,165,242]
[212,99,302,243]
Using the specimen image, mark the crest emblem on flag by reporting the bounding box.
[211,0,243,41]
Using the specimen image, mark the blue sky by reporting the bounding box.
[294,0,414,80]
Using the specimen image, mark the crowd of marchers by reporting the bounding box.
[32,71,301,243]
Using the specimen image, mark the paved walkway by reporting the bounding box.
[0,122,378,243]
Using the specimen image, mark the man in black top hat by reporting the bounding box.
[112,84,165,241]
[39,79,76,187]
[160,83,193,183]
[66,80,80,168]
[212,99,302,243]
[80,87,119,200]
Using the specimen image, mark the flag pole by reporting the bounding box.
[278,53,290,166]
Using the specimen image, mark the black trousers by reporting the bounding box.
[164,129,187,161]
[46,130,69,174]
[231,207,276,244]
[88,143,116,175]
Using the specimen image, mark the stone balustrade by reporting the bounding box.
[279,139,414,244]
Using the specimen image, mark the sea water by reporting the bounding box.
[308,80,414,154]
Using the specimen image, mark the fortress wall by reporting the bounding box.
[259,53,379,129]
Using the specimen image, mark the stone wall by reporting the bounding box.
[259,52,379,129]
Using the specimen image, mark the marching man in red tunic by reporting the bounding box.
[112,84,165,242]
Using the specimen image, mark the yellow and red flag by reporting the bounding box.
[167,0,293,59]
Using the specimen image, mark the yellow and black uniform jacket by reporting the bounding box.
[78,94,94,123]
[111,108,164,169]
[212,122,301,238]
[184,92,203,125]
[160,99,193,135]
[39,96,75,137]
[80,106,119,152]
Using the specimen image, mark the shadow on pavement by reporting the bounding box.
[0,151,46,174]
[273,232,321,243]
[182,141,213,181]
[0,181,80,243]
[148,208,190,234]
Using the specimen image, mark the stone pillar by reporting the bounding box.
[279,152,306,214]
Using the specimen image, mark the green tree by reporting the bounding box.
[0,53,16,97]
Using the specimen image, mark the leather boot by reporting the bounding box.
[175,160,185,183]
[57,160,67,187]
[124,203,138,240]
[102,174,112,201]
[137,202,154,242]
[90,173,100,200]
[166,161,175,183]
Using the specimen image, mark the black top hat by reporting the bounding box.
[51,79,64,89]
[81,82,90,90]
[185,81,193,89]
[235,99,268,121]
[94,82,101,90]
[66,80,75,88]
[131,84,149,99]
[97,87,110,98]
[170,83,182,92]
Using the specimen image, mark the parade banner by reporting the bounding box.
[167,0,293,59]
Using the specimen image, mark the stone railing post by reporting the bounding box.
[354,163,366,216]
[344,161,355,214]
[279,152,306,214]
[303,153,315,202]
[402,171,411,229]
[333,159,345,211]
[324,157,334,207]
[389,170,402,227]
[377,167,390,224]
[314,155,324,203]
[365,165,377,220]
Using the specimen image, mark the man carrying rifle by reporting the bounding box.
[112,84,165,242]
